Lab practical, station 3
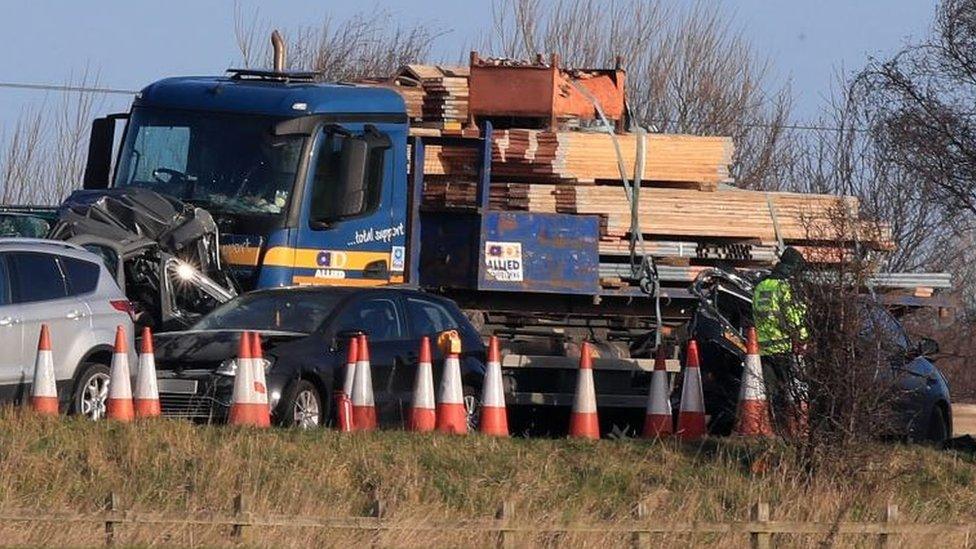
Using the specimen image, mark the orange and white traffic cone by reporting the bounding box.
[568,342,600,440]
[642,346,673,438]
[407,336,436,432]
[479,336,508,436]
[351,334,377,431]
[106,326,134,421]
[29,324,58,415]
[336,335,358,432]
[734,327,773,437]
[250,332,271,424]
[436,331,467,434]
[228,332,270,427]
[133,327,161,418]
[676,340,707,441]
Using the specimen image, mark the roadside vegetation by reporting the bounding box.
[0,409,974,547]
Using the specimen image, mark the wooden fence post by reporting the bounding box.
[750,502,771,549]
[496,501,515,549]
[878,504,899,549]
[632,501,650,549]
[104,492,118,547]
[183,459,195,547]
[232,492,248,542]
[370,498,386,548]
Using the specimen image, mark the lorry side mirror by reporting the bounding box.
[83,117,117,190]
[334,138,370,218]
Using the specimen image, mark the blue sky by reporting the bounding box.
[0,0,936,128]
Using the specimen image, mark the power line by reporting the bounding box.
[0,79,869,132]
[0,81,138,95]
[641,118,869,133]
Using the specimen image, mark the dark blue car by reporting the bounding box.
[150,287,486,428]
[690,271,952,443]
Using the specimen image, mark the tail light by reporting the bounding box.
[110,299,137,321]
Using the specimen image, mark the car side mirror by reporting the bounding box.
[915,337,940,359]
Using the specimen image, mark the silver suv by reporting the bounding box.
[0,238,135,418]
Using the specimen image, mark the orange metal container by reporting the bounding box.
[468,52,626,127]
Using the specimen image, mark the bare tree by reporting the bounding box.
[0,71,103,205]
[856,0,976,217]
[787,75,976,278]
[1,109,45,204]
[485,0,795,190]
[234,3,442,81]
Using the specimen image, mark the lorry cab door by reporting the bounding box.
[0,254,25,400]
[294,124,405,287]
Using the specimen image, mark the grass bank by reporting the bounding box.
[0,409,974,547]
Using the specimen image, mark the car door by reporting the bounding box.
[62,254,124,340]
[0,253,26,399]
[332,295,411,422]
[7,252,87,389]
[402,295,468,391]
[865,306,929,433]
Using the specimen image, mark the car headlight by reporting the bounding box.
[215,358,273,376]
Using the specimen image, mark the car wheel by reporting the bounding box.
[279,380,323,429]
[924,405,949,445]
[463,385,481,432]
[71,362,111,421]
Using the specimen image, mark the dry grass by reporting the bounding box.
[0,408,973,547]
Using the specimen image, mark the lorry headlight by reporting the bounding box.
[215,358,273,376]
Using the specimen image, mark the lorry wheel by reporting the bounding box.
[71,362,111,421]
[277,380,323,429]
[924,405,949,445]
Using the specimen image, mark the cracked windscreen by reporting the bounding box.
[114,107,304,216]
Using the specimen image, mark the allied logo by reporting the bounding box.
[316,251,348,269]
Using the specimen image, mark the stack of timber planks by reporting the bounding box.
[394,65,470,130]
[421,129,731,190]
[381,61,895,292]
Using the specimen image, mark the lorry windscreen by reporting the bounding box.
[114,107,304,216]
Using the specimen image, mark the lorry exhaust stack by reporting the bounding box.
[271,30,286,72]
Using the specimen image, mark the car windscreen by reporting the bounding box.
[193,291,343,334]
[114,107,304,217]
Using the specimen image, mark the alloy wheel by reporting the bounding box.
[80,372,110,421]
[293,388,321,429]
[463,393,480,432]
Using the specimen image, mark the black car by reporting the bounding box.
[151,287,487,428]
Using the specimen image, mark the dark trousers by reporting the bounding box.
[761,353,802,430]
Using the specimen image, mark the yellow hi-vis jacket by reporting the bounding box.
[752,277,808,355]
